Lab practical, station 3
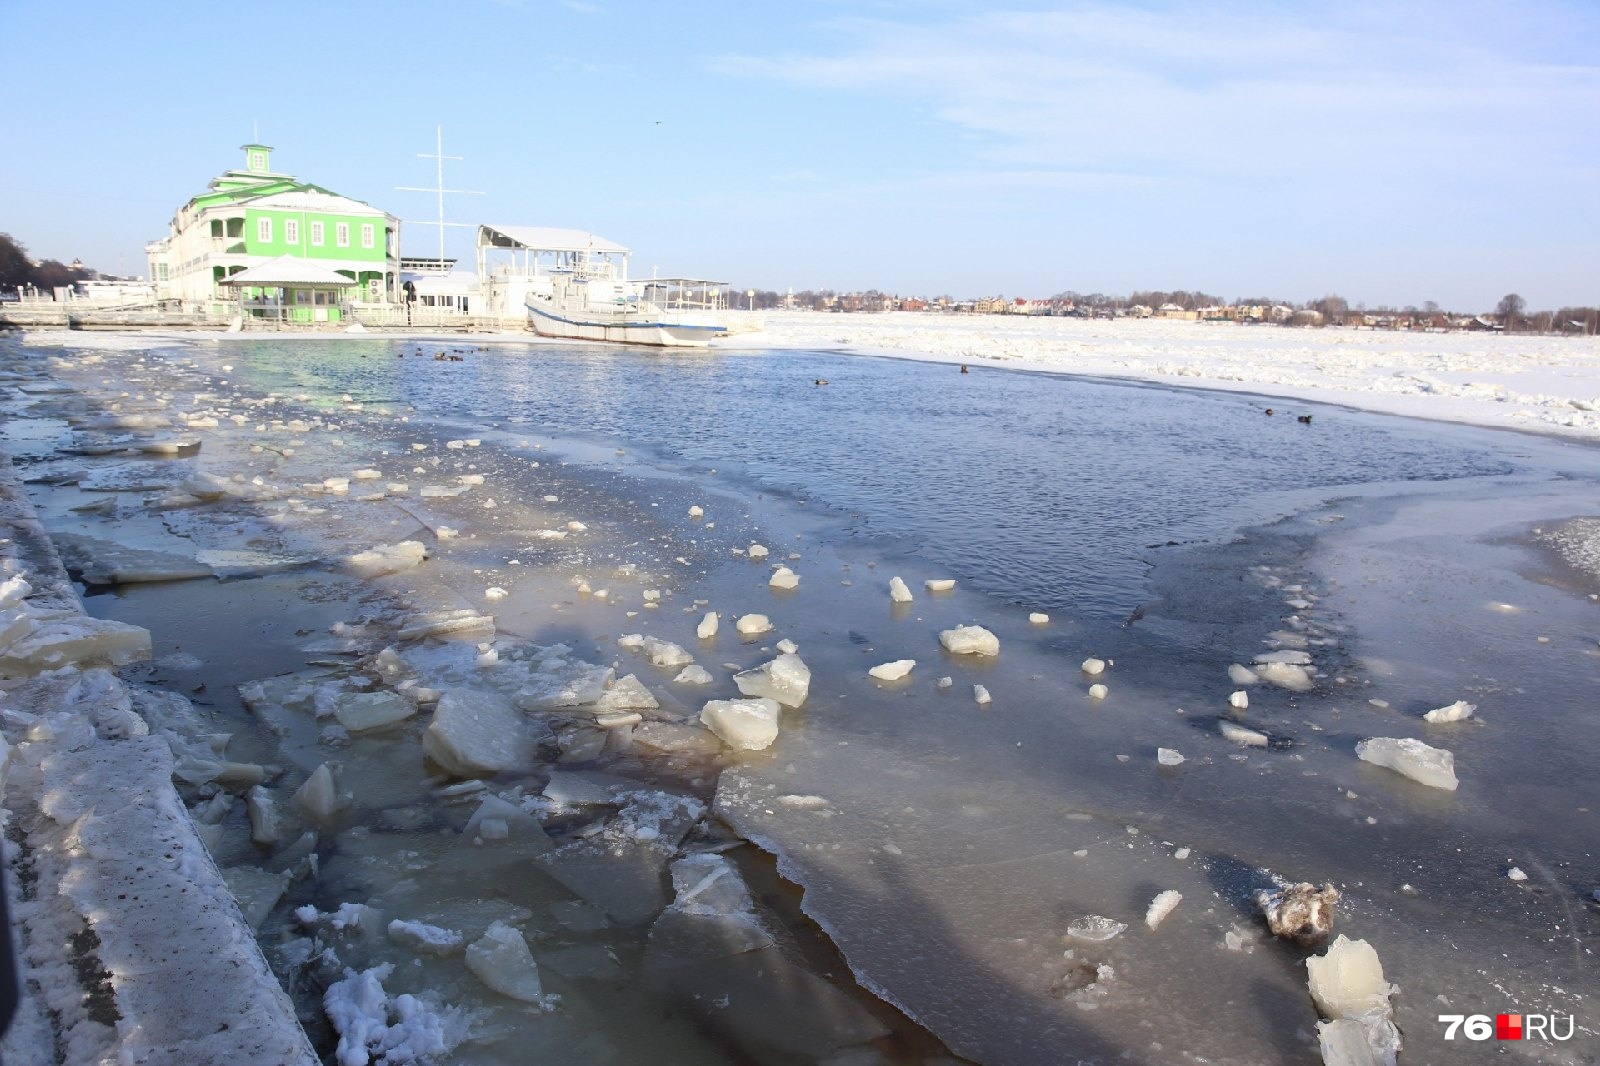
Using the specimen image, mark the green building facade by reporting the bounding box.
[147,144,400,314]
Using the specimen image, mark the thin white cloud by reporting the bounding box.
[713,2,1600,181]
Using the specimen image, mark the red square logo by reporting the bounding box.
[1496,1014,1523,1040]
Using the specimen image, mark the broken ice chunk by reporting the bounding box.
[669,852,756,916]
[1066,916,1127,941]
[1229,690,1249,709]
[868,659,915,681]
[465,921,544,1002]
[939,625,999,656]
[1355,737,1458,790]
[387,919,465,956]
[346,540,427,578]
[697,611,718,639]
[484,587,509,602]
[674,665,713,685]
[1219,720,1269,747]
[640,637,694,669]
[1156,748,1184,766]
[246,786,281,846]
[293,763,349,822]
[0,612,151,675]
[1305,935,1400,1065]
[396,609,495,642]
[332,690,416,733]
[747,544,769,560]
[973,684,991,705]
[1029,612,1049,624]
[924,579,956,592]
[769,567,800,590]
[1307,936,1395,1019]
[1421,699,1475,724]
[1087,684,1108,700]
[222,865,292,931]
[1255,661,1313,691]
[888,576,913,603]
[0,575,32,610]
[1144,890,1182,930]
[647,852,773,962]
[1081,657,1107,676]
[595,674,659,712]
[776,639,798,654]
[700,697,782,750]
[733,653,811,708]
[1317,1018,1383,1066]
[464,794,551,849]
[735,614,773,637]
[1228,663,1259,685]
[1257,883,1339,947]
[688,505,704,517]
[423,689,527,777]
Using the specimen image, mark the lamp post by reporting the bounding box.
[746,289,755,313]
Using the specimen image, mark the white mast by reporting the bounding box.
[396,126,483,269]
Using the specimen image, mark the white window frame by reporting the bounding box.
[257,217,272,243]
[284,219,299,245]
[310,221,324,246]
[250,151,266,171]
[361,223,374,249]
[336,223,350,248]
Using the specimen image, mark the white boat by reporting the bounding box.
[476,225,729,347]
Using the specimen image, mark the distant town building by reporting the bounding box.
[146,144,400,312]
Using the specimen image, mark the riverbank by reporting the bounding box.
[0,447,315,1065]
[2,330,1597,1063]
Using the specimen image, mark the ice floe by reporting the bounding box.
[939,624,999,656]
[1355,736,1459,790]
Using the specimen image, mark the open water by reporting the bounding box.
[226,339,1514,616]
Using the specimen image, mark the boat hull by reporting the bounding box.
[528,301,725,347]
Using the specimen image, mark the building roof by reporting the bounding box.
[478,224,629,255]
[218,255,358,287]
[244,189,389,217]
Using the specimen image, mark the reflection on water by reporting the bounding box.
[229,340,1511,615]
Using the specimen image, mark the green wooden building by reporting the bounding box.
[146,144,400,314]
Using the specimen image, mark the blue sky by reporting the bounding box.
[2,0,1596,310]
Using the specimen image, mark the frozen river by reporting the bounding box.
[3,333,1598,1065]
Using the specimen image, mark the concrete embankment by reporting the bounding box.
[0,450,314,1065]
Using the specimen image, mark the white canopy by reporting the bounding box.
[219,255,358,287]
[477,224,629,255]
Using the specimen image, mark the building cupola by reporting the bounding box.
[241,144,274,174]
